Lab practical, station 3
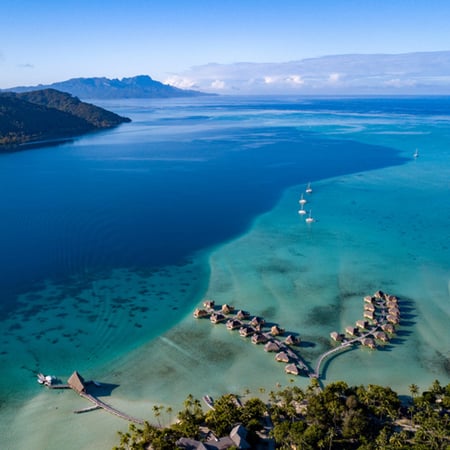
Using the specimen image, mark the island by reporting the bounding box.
[0,88,131,150]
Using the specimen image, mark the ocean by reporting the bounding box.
[0,96,449,449]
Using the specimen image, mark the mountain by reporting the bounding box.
[0,89,130,149]
[166,51,450,95]
[4,75,212,100]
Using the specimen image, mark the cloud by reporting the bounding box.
[211,79,226,89]
[171,51,450,94]
[328,72,340,84]
[18,63,34,69]
[163,75,197,89]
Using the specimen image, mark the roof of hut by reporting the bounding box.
[285,364,300,376]
[264,341,281,352]
[68,371,86,393]
[275,351,290,363]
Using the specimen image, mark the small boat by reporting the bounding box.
[413,148,419,158]
[298,208,306,215]
[37,373,46,384]
[305,210,315,223]
[299,194,307,205]
[37,373,55,386]
[305,182,312,194]
[202,395,215,409]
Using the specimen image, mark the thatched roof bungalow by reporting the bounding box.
[239,325,255,337]
[226,318,242,330]
[285,364,300,376]
[364,310,375,320]
[285,334,300,345]
[68,371,86,394]
[210,312,226,324]
[264,341,281,352]
[275,351,290,363]
[250,316,265,327]
[236,310,250,320]
[387,314,400,325]
[270,325,285,336]
[221,304,235,314]
[381,323,396,334]
[345,326,358,336]
[356,320,369,329]
[251,333,268,345]
[373,331,389,342]
[330,331,344,342]
[364,295,374,303]
[203,300,215,310]
[361,338,376,349]
[193,308,209,319]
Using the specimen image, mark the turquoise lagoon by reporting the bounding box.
[0,96,449,449]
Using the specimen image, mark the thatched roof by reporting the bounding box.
[68,371,86,393]
[285,364,300,376]
[264,341,281,352]
[275,351,290,363]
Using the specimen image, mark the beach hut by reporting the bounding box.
[387,314,400,325]
[285,334,300,345]
[270,325,285,336]
[364,310,375,320]
[236,310,250,320]
[68,371,86,394]
[203,300,215,310]
[388,307,400,316]
[345,326,358,336]
[364,303,376,312]
[275,351,290,363]
[251,333,268,345]
[210,312,226,324]
[264,341,281,352]
[285,364,300,376]
[193,308,209,319]
[364,295,374,303]
[221,304,235,314]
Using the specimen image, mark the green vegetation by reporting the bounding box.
[0,89,130,149]
[113,380,450,450]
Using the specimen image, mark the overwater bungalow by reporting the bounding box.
[203,300,215,310]
[361,338,376,349]
[275,351,290,363]
[221,304,235,314]
[364,310,375,320]
[364,303,376,312]
[236,310,250,320]
[381,323,396,334]
[372,331,389,342]
[193,308,209,319]
[264,341,281,352]
[374,290,385,299]
[226,318,242,330]
[250,316,265,327]
[387,314,400,325]
[388,307,400,316]
[239,325,255,337]
[251,333,268,345]
[285,364,300,376]
[285,334,300,345]
[270,325,285,336]
[330,331,344,342]
[210,312,226,324]
[345,326,358,336]
[356,320,369,330]
[387,294,398,303]
[364,295,374,303]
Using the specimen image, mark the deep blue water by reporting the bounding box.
[0,96,418,312]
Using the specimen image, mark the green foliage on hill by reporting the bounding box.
[113,380,450,450]
[0,89,130,149]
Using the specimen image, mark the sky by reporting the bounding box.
[1,0,450,92]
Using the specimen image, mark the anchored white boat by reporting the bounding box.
[306,182,312,194]
[305,210,315,223]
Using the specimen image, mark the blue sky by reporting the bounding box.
[1,0,450,89]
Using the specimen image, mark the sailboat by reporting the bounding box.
[305,210,315,223]
[299,194,307,205]
[305,182,312,194]
[413,148,419,159]
[298,207,306,215]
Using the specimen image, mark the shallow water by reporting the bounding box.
[0,96,449,449]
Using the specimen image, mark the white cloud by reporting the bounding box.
[286,75,304,85]
[211,79,226,89]
[328,72,340,84]
[164,75,197,89]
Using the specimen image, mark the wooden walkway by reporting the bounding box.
[79,392,145,425]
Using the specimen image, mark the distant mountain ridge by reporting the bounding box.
[0,89,130,149]
[4,75,212,100]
